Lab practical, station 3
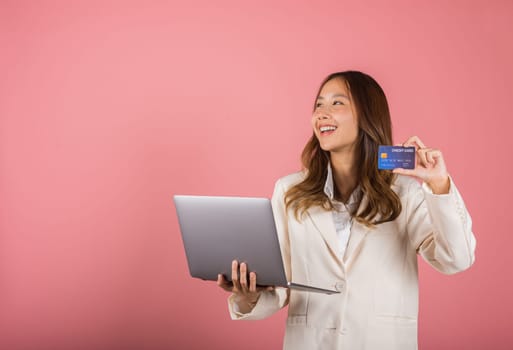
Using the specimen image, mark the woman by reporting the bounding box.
[217,71,476,349]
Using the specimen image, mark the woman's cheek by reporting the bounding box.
[310,116,317,129]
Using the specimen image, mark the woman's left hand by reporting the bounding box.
[392,136,451,194]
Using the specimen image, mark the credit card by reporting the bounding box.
[378,146,416,170]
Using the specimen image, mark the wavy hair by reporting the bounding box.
[284,71,401,227]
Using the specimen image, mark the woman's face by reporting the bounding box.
[311,78,359,154]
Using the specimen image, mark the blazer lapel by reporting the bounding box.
[305,193,376,268]
[306,206,342,264]
[343,220,371,267]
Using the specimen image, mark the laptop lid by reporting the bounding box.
[173,195,339,294]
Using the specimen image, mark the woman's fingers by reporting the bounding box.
[426,149,442,164]
[221,260,273,298]
[403,135,426,150]
[249,272,257,293]
[426,150,435,164]
[417,148,431,168]
[239,262,249,292]
[394,137,449,188]
[217,274,233,292]
[417,148,443,168]
[392,167,416,176]
[231,260,240,292]
[230,260,252,294]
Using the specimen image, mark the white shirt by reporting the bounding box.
[323,163,362,259]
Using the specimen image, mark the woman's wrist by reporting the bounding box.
[426,175,451,194]
[233,293,261,314]
[234,292,260,308]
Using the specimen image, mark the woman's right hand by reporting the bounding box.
[217,260,274,312]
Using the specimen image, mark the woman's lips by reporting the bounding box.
[319,125,337,136]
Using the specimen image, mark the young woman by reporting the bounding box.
[217,71,476,350]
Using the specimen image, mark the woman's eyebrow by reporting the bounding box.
[317,94,350,100]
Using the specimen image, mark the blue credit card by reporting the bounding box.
[378,146,416,170]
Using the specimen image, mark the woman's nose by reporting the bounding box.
[315,112,329,120]
[314,105,331,119]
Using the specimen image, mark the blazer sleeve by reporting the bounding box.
[227,179,291,320]
[405,176,477,274]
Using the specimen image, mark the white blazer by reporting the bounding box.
[228,172,476,350]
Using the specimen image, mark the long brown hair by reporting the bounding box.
[284,71,401,227]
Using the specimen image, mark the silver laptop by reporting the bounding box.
[174,195,339,294]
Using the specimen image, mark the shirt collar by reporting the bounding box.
[324,161,362,206]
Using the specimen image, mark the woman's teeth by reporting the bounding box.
[320,126,337,133]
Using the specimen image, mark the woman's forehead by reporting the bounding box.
[318,78,350,98]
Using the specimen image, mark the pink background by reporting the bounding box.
[1,0,512,349]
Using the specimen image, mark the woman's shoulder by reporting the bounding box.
[275,170,306,190]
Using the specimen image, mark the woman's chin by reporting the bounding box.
[319,142,337,152]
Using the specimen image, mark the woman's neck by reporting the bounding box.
[330,151,358,203]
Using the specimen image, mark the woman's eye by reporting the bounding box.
[315,103,322,108]
[333,101,343,105]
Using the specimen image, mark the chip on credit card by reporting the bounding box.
[378,146,416,170]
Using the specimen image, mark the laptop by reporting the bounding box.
[174,195,339,294]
